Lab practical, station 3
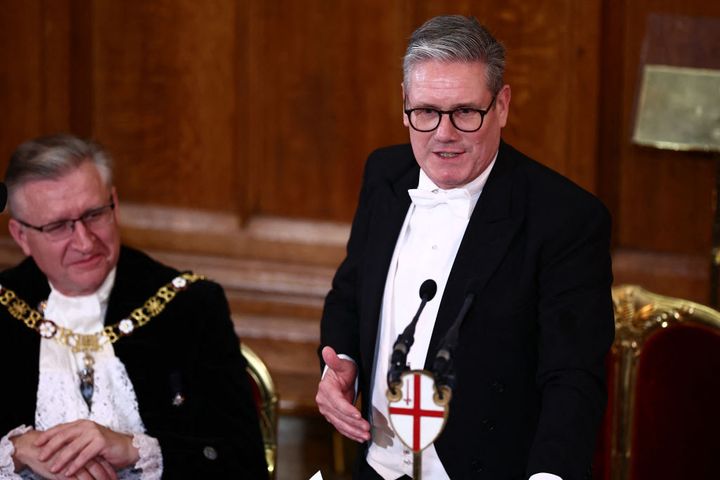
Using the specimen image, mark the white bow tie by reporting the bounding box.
[408,188,473,219]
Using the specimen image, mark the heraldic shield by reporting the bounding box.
[387,370,449,453]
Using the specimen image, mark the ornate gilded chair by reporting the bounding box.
[242,343,279,479]
[606,285,720,480]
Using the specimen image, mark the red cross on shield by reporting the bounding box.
[388,370,448,453]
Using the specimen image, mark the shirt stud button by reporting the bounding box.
[203,446,218,460]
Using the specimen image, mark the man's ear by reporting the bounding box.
[8,219,32,256]
[111,186,120,223]
[495,84,511,128]
[401,82,409,127]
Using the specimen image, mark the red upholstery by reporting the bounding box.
[247,369,264,415]
[241,344,278,479]
[630,324,720,479]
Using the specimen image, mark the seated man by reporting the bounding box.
[0,134,267,479]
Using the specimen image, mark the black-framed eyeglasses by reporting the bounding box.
[16,197,116,241]
[404,95,497,133]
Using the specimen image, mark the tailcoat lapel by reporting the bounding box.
[425,143,526,367]
[359,166,417,372]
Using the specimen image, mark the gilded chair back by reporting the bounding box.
[608,285,720,480]
[242,343,279,479]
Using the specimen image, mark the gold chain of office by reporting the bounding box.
[0,272,206,353]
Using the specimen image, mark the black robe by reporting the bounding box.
[0,246,267,479]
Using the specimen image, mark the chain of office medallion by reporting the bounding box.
[0,272,205,348]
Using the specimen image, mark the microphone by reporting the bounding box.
[387,279,437,393]
[432,289,476,399]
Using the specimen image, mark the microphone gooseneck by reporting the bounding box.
[387,279,437,393]
[432,290,475,397]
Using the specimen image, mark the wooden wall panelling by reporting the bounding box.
[0,0,71,165]
[235,0,254,223]
[69,0,92,137]
[90,0,239,213]
[81,0,413,262]
[597,0,626,227]
[602,0,720,303]
[240,0,409,222]
[0,1,42,159]
[618,8,720,254]
[565,0,603,192]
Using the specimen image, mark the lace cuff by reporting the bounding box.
[131,433,163,480]
[0,425,32,479]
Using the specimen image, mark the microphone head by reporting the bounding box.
[419,279,437,301]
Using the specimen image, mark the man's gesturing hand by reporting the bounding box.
[316,346,371,443]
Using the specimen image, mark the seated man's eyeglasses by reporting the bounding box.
[15,196,116,241]
[404,95,497,133]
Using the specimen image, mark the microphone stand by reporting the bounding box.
[385,281,476,479]
[387,279,437,399]
[431,292,475,403]
[385,280,436,480]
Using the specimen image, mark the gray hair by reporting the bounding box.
[403,15,506,95]
[4,134,113,216]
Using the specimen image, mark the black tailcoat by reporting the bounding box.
[320,141,614,480]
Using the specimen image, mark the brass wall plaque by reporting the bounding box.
[633,65,720,152]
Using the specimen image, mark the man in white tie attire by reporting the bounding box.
[316,15,614,480]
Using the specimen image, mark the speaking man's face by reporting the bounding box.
[403,60,510,189]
